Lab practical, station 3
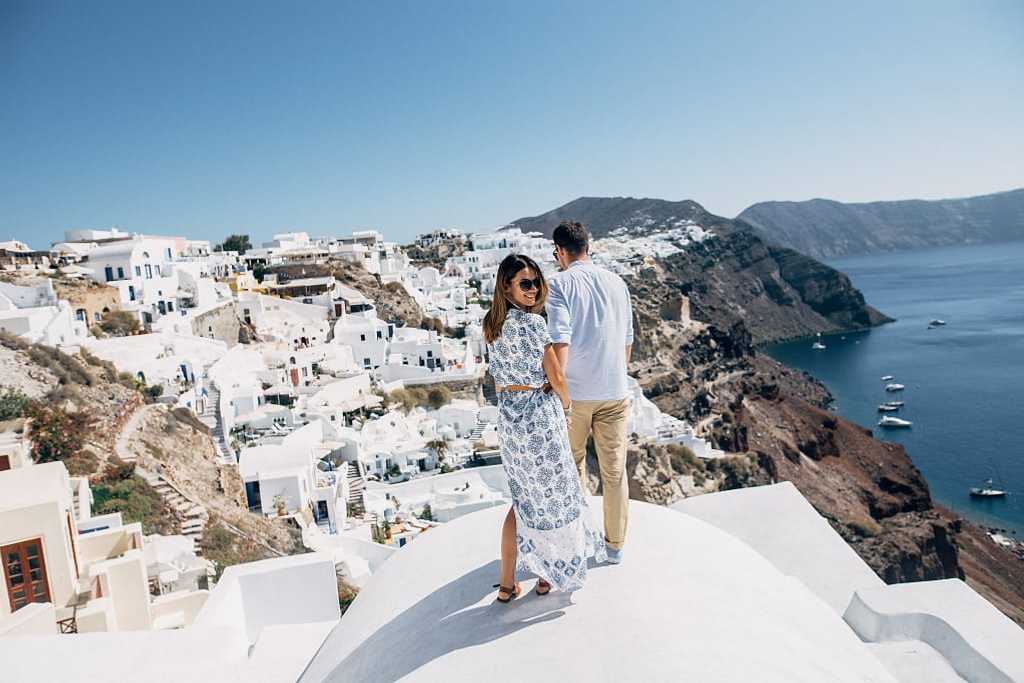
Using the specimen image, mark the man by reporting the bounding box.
[545,220,633,564]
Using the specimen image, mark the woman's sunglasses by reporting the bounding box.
[517,277,542,292]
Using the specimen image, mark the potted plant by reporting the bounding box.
[272,494,288,517]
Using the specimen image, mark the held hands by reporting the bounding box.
[541,382,572,428]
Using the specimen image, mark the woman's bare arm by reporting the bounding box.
[542,343,571,411]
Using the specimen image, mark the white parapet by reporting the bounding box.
[844,579,1024,683]
[299,498,898,682]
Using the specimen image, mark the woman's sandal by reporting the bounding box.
[494,583,521,603]
[535,579,552,596]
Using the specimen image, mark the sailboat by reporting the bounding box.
[969,478,1007,498]
[811,333,826,350]
[878,416,912,428]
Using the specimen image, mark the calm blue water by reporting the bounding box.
[764,241,1024,534]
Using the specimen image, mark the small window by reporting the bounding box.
[360,334,366,342]
[117,266,124,279]
[134,266,141,277]
[145,264,152,279]
[166,248,172,260]
[104,266,113,282]
[376,330,382,339]
[426,350,432,358]
[363,357,371,368]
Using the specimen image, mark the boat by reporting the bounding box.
[929,319,947,326]
[885,383,905,392]
[878,416,912,428]
[970,479,1007,498]
[881,375,895,381]
[878,404,900,412]
[811,333,826,350]
[885,400,905,407]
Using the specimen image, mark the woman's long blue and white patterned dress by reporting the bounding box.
[487,307,606,591]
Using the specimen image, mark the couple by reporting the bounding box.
[483,220,634,602]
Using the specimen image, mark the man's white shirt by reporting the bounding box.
[545,260,634,401]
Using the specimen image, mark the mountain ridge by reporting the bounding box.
[737,187,1024,259]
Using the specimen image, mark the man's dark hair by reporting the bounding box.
[552,220,589,255]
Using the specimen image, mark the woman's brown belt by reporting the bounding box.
[498,383,551,392]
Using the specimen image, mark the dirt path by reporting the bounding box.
[115,403,160,463]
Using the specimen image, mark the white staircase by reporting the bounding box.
[199,384,236,465]
[346,462,366,515]
[468,420,486,441]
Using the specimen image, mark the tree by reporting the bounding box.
[427,438,448,461]
[420,504,433,522]
[215,234,252,255]
[25,402,94,463]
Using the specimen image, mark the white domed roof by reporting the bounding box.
[301,500,896,682]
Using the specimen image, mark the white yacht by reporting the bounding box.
[885,383,905,392]
[811,333,826,350]
[885,400,905,407]
[878,416,912,428]
[881,375,895,381]
[929,319,947,327]
[969,479,1007,498]
[877,404,900,412]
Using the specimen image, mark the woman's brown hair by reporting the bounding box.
[482,253,548,344]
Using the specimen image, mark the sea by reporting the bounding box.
[764,241,1024,536]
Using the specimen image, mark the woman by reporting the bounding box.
[483,253,606,602]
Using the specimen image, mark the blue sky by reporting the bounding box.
[2,1,1022,248]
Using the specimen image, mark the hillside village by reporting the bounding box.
[0,223,726,614]
[2,221,1024,682]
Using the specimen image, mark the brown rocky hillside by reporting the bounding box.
[623,260,1024,625]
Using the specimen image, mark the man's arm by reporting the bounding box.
[624,284,634,368]
[545,280,572,346]
[554,342,570,371]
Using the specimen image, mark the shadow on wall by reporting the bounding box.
[320,560,573,682]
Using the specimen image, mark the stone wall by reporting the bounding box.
[190,302,241,348]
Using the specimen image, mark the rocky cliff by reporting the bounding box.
[623,254,1024,625]
[737,187,1024,259]
[649,229,892,345]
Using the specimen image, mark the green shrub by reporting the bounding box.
[709,453,758,491]
[427,386,451,410]
[25,401,94,463]
[0,330,29,351]
[666,443,702,475]
[0,387,30,420]
[91,459,175,534]
[27,344,93,386]
[849,518,882,538]
[387,387,430,413]
[99,310,140,336]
